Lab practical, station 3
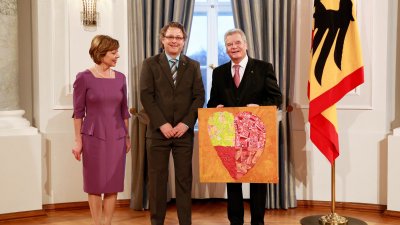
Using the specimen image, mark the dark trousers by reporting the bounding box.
[147,136,193,225]
[227,183,267,225]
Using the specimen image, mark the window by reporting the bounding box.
[186,0,235,106]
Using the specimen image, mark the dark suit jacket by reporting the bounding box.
[207,57,282,108]
[140,52,205,139]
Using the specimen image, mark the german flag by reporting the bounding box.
[308,0,364,164]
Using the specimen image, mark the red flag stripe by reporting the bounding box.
[310,113,339,163]
[309,66,364,119]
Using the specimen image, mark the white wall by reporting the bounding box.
[31,0,131,205]
[388,134,400,211]
[0,135,42,214]
[292,0,396,205]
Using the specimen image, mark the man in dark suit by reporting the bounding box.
[207,28,282,225]
[140,22,205,225]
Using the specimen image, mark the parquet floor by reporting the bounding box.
[2,200,400,225]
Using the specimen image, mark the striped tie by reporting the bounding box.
[170,59,178,86]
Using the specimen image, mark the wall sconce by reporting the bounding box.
[81,0,98,26]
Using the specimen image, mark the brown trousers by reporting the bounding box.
[146,136,194,225]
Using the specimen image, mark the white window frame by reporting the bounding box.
[192,0,233,100]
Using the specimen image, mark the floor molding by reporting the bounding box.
[384,210,400,218]
[0,199,130,222]
[297,200,387,213]
[43,199,130,211]
[0,210,46,221]
[2,199,398,222]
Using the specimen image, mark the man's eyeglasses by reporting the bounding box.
[164,36,184,41]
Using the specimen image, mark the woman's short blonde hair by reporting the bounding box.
[89,35,119,64]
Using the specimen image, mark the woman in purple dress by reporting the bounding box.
[72,35,131,225]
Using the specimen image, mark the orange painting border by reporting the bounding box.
[198,106,278,183]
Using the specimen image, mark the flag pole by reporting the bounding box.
[319,161,348,225]
[332,161,336,214]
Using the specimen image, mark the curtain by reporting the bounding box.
[232,0,297,209]
[127,0,195,210]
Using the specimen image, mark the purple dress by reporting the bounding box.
[73,70,130,194]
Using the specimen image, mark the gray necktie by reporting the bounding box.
[170,59,178,86]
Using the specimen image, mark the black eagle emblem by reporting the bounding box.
[312,0,354,85]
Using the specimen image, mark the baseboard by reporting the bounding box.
[384,210,400,218]
[0,199,130,222]
[2,200,399,221]
[297,200,386,213]
[43,199,130,211]
[0,209,46,221]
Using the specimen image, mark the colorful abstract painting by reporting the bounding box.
[198,106,278,183]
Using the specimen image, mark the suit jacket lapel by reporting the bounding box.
[239,57,254,89]
[158,52,175,87]
[224,62,237,102]
[237,58,255,103]
[175,55,189,87]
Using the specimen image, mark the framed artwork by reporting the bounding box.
[198,106,278,183]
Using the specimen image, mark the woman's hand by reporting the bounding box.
[126,136,131,153]
[72,141,83,161]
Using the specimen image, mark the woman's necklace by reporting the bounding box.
[94,65,112,78]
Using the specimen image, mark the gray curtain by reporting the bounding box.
[127,0,195,210]
[232,0,297,209]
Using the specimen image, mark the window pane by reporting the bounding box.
[187,13,207,66]
[187,0,234,107]
[218,12,234,65]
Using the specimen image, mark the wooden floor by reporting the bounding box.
[2,200,400,225]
